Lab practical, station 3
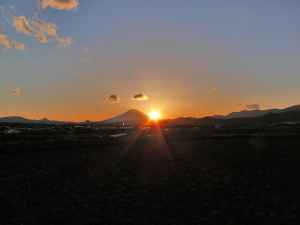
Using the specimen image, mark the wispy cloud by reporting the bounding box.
[0,33,13,48]
[56,36,72,47]
[132,93,149,101]
[14,41,25,50]
[12,16,72,47]
[246,104,260,110]
[13,16,34,36]
[35,31,48,44]
[0,0,76,51]
[0,33,25,50]
[106,94,120,103]
[31,19,58,38]
[40,0,79,11]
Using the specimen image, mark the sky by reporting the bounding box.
[0,0,300,121]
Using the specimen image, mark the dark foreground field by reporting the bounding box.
[1,126,300,225]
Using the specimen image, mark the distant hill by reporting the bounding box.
[162,104,300,127]
[0,116,33,124]
[0,116,66,125]
[215,110,300,129]
[98,109,148,125]
[217,104,300,119]
[223,109,280,119]
[281,105,300,113]
[0,109,148,125]
[2,104,300,126]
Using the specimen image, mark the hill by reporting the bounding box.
[0,116,66,125]
[162,104,300,127]
[221,104,300,119]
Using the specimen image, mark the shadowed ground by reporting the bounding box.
[1,127,300,225]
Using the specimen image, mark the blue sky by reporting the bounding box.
[1,0,300,121]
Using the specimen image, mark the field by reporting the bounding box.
[0,124,300,225]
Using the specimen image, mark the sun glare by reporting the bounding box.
[148,110,161,122]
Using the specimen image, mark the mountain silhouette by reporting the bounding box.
[0,116,33,123]
[0,116,65,124]
[224,109,280,119]
[99,109,148,125]
[1,105,300,125]
[0,110,148,125]
[162,104,300,127]
[219,104,300,119]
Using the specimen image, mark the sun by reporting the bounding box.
[148,110,161,122]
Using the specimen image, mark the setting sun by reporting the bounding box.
[148,110,161,122]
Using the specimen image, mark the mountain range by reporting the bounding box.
[0,117,66,125]
[0,104,300,125]
[164,104,300,127]
[215,104,300,119]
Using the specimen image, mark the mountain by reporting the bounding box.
[99,109,148,125]
[220,105,300,119]
[217,110,300,129]
[0,116,66,124]
[0,116,33,123]
[2,104,300,126]
[281,105,300,112]
[162,104,300,127]
[224,109,280,119]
